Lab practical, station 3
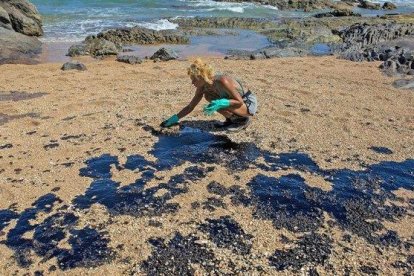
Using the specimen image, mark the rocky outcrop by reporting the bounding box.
[97,27,189,45]
[333,23,414,61]
[67,36,121,57]
[0,0,43,64]
[378,47,414,76]
[171,17,277,30]
[213,0,338,11]
[0,22,41,64]
[0,0,42,36]
[0,6,12,30]
[225,46,308,60]
[382,2,397,10]
[338,23,414,49]
[68,27,189,58]
[358,0,381,10]
[331,22,414,77]
[314,9,361,18]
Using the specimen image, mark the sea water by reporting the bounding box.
[31,0,414,60]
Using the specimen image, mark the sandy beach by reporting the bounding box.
[0,56,413,275]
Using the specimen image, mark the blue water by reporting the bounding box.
[32,0,414,43]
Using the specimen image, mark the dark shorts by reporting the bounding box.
[242,90,258,115]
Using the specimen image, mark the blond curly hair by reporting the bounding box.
[187,58,214,85]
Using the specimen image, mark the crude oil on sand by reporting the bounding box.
[0,56,413,275]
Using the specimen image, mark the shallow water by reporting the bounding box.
[31,0,414,43]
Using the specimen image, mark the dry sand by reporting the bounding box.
[0,56,413,275]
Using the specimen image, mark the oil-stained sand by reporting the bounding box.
[0,57,413,275]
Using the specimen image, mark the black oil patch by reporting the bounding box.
[56,227,114,270]
[359,265,378,275]
[0,91,47,102]
[201,197,227,211]
[44,143,59,150]
[207,181,228,196]
[0,143,13,150]
[369,146,393,155]
[75,153,210,217]
[2,193,114,269]
[246,159,414,246]
[0,112,39,126]
[2,124,413,273]
[0,209,19,231]
[148,126,261,170]
[249,174,324,232]
[269,232,332,271]
[199,216,253,254]
[142,233,218,275]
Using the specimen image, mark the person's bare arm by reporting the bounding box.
[176,87,203,119]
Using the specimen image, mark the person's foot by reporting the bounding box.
[214,117,234,128]
[227,116,252,132]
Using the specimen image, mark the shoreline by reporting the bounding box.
[36,28,272,64]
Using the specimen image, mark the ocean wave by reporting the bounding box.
[134,19,179,30]
[182,0,254,13]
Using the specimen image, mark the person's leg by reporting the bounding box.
[217,109,233,119]
[225,103,251,118]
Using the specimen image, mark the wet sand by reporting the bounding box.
[0,56,413,275]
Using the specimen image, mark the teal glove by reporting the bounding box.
[160,114,179,127]
[203,99,230,116]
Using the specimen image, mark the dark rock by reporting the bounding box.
[392,78,414,89]
[226,46,308,60]
[314,9,361,18]
[61,61,87,71]
[263,47,308,58]
[339,23,414,50]
[97,27,189,45]
[171,16,276,30]
[382,2,397,10]
[68,37,120,57]
[247,0,338,11]
[150,48,179,61]
[116,55,143,65]
[358,0,381,10]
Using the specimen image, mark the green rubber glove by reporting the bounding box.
[203,99,230,116]
[160,114,179,127]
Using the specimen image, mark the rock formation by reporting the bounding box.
[0,0,43,64]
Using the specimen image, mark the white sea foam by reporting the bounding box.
[262,4,278,10]
[136,19,179,30]
[184,0,252,13]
